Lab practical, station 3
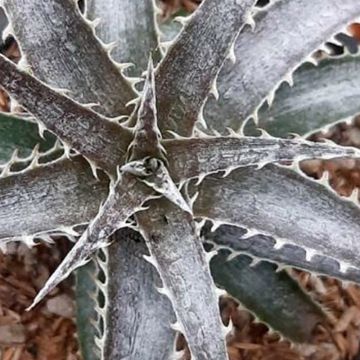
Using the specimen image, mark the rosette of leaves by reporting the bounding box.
[1,0,360,359]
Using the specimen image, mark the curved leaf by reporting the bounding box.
[2,0,136,116]
[205,239,326,343]
[193,165,360,278]
[75,262,101,360]
[86,0,160,74]
[155,0,256,136]
[206,223,360,285]
[204,0,360,132]
[252,54,360,137]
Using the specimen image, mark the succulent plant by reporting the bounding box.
[1,0,360,358]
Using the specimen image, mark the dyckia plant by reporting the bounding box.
[1,0,360,359]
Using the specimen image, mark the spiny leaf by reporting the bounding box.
[29,172,152,309]
[212,254,326,343]
[2,82,355,181]
[99,229,177,359]
[155,0,256,136]
[73,3,164,357]
[0,157,108,243]
[204,0,360,132]
[0,55,132,174]
[204,234,326,343]
[0,159,335,345]
[0,112,55,165]
[136,200,229,360]
[32,155,189,307]
[192,164,360,278]
[128,57,164,161]
[2,0,136,116]
[207,223,360,284]
[4,155,360,288]
[86,0,160,75]
[165,135,360,182]
[1,139,360,244]
[253,53,360,137]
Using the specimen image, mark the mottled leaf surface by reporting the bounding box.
[101,228,176,359]
[3,143,360,244]
[128,58,164,161]
[0,157,108,242]
[0,55,132,174]
[2,0,136,116]
[193,165,360,275]
[205,241,325,343]
[165,136,360,182]
[205,0,360,132]
[156,0,256,136]
[137,200,228,360]
[158,13,183,42]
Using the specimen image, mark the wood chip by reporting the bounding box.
[0,324,26,345]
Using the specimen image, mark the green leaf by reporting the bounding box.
[252,54,360,137]
[157,14,183,43]
[207,241,326,343]
[75,261,100,360]
[0,113,55,165]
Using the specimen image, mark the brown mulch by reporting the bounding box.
[2,2,360,359]
[159,0,202,18]
[5,241,360,360]
[0,241,79,360]
[221,274,360,360]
